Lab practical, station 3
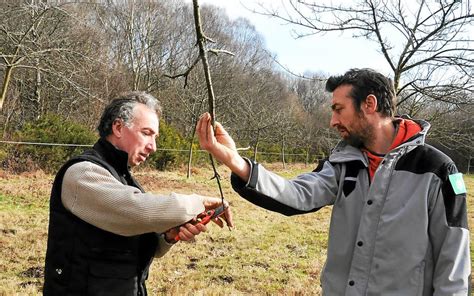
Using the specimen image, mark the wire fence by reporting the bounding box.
[0,139,327,174]
[0,140,313,157]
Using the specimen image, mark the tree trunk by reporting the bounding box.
[305,147,310,167]
[186,139,194,178]
[253,142,258,161]
[0,66,14,111]
[393,70,400,95]
[2,108,15,138]
[34,59,42,120]
[468,156,471,175]
[281,137,286,169]
[127,2,139,91]
[186,119,198,179]
[253,130,260,161]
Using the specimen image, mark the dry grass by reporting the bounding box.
[0,164,473,295]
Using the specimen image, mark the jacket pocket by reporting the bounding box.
[87,262,138,296]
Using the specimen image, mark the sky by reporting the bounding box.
[196,0,391,76]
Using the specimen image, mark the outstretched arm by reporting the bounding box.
[197,113,337,216]
[196,112,250,181]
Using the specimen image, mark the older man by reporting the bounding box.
[44,91,233,295]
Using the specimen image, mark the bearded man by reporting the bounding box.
[196,68,470,295]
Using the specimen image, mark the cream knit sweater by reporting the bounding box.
[61,161,207,256]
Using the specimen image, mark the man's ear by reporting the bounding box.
[363,94,378,114]
[111,119,124,138]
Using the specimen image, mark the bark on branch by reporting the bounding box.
[192,0,228,215]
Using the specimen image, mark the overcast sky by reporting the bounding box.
[196,0,391,76]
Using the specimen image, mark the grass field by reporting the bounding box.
[0,164,473,295]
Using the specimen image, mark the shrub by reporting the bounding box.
[0,147,8,164]
[147,120,188,170]
[5,114,96,173]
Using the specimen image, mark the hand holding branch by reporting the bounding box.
[197,112,251,181]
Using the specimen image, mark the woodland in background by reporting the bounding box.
[0,0,472,173]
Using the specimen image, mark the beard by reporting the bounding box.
[344,132,365,148]
[340,113,375,148]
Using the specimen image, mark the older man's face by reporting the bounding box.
[117,104,159,166]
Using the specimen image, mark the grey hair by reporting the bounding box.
[97,91,162,138]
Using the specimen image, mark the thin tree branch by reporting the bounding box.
[163,56,200,88]
[192,0,230,225]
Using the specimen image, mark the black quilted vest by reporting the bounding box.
[43,139,158,296]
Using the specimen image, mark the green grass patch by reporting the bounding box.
[0,167,472,295]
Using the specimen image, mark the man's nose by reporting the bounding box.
[147,140,157,153]
[330,113,338,128]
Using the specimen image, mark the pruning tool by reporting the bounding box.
[174,204,227,242]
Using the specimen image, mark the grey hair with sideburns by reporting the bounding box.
[97,91,162,138]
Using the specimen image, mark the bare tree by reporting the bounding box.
[249,0,473,106]
[224,70,291,161]
[289,73,337,164]
[270,93,302,168]
[97,0,197,92]
[0,1,106,130]
[247,0,473,165]
[0,1,67,111]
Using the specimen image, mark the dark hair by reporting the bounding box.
[97,91,162,138]
[325,68,396,117]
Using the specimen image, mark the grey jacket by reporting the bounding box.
[231,118,470,295]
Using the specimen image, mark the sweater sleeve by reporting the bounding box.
[61,161,205,236]
[154,234,174,258]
